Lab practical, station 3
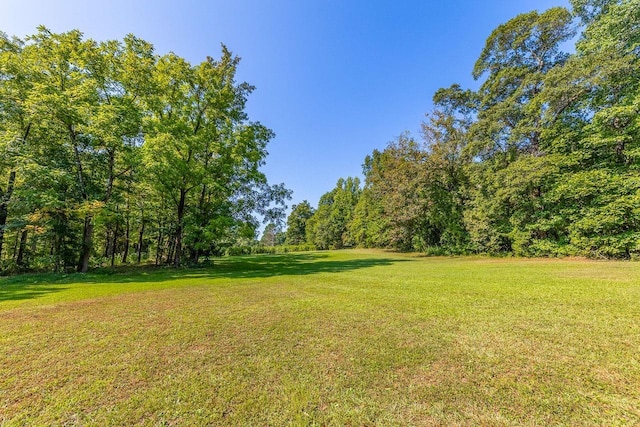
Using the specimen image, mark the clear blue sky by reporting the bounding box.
[1,0,569,212]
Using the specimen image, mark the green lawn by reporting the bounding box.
[1,250,639,425]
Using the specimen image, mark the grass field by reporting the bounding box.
[1,250,639,425]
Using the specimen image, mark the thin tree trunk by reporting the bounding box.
[173,189,186,267]
[4,124,30,264]
[0,171,17,260]
[55,233,62,272]
[111,214,119,267]
[137,220,145,264]
[70,125,93,273]
[104,230,111,258]
[122,208,130,264]
[167,235,175,266]
[156,228,164,266]
[16,229,27,267]
[30,233,36,258]
[77,215,93,273]
[191,248,200,265]
[191,183,209,265]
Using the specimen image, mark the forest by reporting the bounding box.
[283,0,640,259]
[0,0,639,275]
[0,28,290,272]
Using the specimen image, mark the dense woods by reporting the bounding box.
[0,27,289,272]
[287,0,640,259]
[1,0,638,273]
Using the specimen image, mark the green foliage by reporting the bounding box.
[285,200,314,245]
[348,187,389,248]
[306,177,361,250]
[304,1,639,259]
[226,243,315,256]
[0,28,289,272]
[3,0,640,266]
[260,223,285,247]
[357,112,470,252]
[471,7,576,158]
[570,0,621,23]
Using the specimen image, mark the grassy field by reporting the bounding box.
[1,250,639,426]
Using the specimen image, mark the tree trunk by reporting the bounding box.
[191,247,200,265]
[0,171,17,260]
[122,210,130,264]
[137,220,145,264]
[190,183,209,265]
[104,230,111,258]
[155,226,164,266]
[173,189,187,267]
[111,217,119,267]
[70,125,93,273]
[77,215,93,273]
[16,229,28,267]
[167,235,175,266]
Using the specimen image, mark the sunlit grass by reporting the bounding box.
[1,250,639,425]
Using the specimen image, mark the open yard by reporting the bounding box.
[1,250,639,425]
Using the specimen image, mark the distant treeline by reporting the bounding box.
[279,0,640,259]
[0,27,289,272]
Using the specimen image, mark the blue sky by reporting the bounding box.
[2,0,570,212]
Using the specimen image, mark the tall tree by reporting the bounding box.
[144,47,289,265]
[260,223,285,247]
[307,177,361,249]
[471,7,576,158]
[0,33,27,261]
[285,201,314,245]
[537,0,640,257]
[463,8,577,254]
[366,134,430,251]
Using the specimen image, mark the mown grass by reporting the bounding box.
[1,250,639,425]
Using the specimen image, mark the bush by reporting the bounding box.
[225,244,317,257]
[226,246,253,256]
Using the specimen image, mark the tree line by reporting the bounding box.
[280,0,640,259]
[0,27,289,272]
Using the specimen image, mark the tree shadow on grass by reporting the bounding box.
[209,253,407,279]
[0,253,409,303]
[0,285,69,303]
